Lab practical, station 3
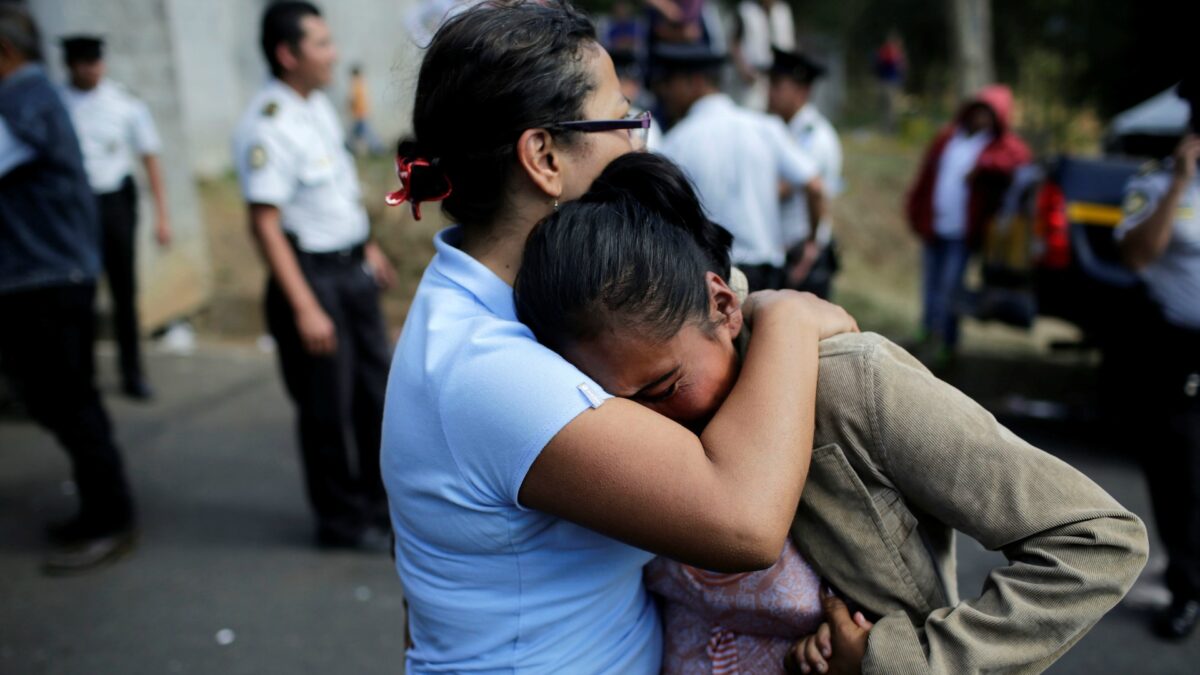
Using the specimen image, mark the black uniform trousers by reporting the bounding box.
[265,244,390,541]
[741,246,840,296]
[0,284,136,533]
[97,176,144,385]
[786,242,840,300]
[1134,314,1200,601]
[740,264,786,292]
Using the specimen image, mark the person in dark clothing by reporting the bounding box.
[0,6,137,574]
[1115,76,1200,641]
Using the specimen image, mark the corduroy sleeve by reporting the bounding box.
[860,340,1148,675]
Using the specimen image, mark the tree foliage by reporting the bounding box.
[794,0,1198,117]
[577,0,1198,118]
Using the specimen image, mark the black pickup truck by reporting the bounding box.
[975,86,1189,355]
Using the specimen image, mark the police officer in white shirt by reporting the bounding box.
[233,1,396,552]
[1115,76,1200,640]
[653,42,824,292]
[767,47,842,299]
[61,35,171,399]
[730,0,794,111]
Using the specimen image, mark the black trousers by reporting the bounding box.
[1133,316,1200,601]
[786,242,840,300]
[264,246,390,539]
[0,284,135,532]
[740,264,786,293]
[97,177,143,384]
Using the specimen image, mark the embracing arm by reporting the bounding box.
[861,340,1148,674]
[520,293,853,572]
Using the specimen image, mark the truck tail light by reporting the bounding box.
[1035,182,1070,269]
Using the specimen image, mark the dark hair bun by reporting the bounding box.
[584,153,733,278]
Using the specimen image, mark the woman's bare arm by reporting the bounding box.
[520,293,851,572]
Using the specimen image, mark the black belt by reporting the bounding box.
[95,175,136,198]
[287,235,365,267]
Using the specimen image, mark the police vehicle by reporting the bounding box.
[972,85,1190,355]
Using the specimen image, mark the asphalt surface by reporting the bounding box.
[0,343,405,675]
[2,341,1199,674]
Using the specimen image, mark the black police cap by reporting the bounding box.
[61,35,104,62]
[650,42,727,74]
[609,49,644,82]
[610,48,638,70]
[767,47,826,85]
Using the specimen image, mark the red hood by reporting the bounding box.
[957,84,1014,133]
[907,83,1031,248]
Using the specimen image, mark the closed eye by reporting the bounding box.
[637,381,678,403]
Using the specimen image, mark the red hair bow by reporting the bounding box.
[385,156,452,221]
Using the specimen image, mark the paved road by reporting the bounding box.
[1,342,1198,673]
[1,344,405,674]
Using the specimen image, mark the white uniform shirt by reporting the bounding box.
[780,103,842,249]
[736,1,795,70]
[660,94,817,267]
[932,129,991,240]
[1116,167,1200,330]
[232,79,369,253]
[62,80,161,194]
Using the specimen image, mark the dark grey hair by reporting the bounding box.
[0,5,43,62]
[400,0,598,231]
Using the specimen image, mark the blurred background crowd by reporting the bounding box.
[2,0,1199,672]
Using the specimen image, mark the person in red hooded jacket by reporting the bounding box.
[905,85,1030,360]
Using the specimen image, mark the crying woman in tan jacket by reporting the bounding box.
[515,153,1148,675]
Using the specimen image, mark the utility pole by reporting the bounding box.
[947,0,995,97]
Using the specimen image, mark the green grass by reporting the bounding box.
[829,131,925,340]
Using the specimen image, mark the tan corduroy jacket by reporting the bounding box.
[790,333,1148,674]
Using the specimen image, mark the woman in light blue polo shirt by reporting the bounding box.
[381,3,856,672]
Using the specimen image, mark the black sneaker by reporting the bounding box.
[1154,597,1200,641]
[42,528,138,576]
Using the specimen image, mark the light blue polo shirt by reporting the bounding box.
[382,227,661,674]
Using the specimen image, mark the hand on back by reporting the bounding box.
[743,290,859,341]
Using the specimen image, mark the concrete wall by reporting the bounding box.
[30,0,213,332]
[39,0,423,179]
[25,0,426,330]
[165,0,423,178]
[164,0,249,178]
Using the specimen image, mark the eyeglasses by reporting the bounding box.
[549,110,652,150]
